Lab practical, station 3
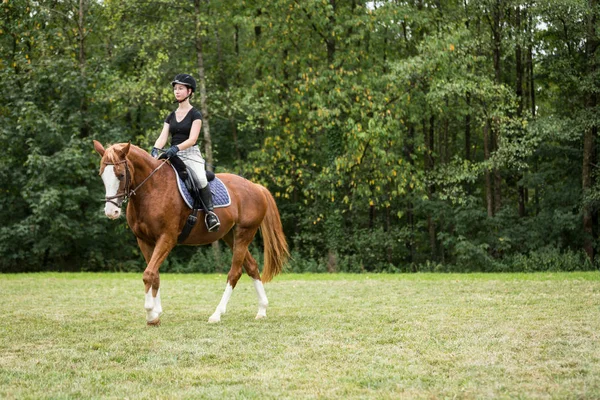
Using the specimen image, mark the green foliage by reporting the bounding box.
[501,247,595,273]
[0,0,598,273]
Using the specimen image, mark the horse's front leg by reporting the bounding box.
[144,283,163,324]
[139,237,174,325]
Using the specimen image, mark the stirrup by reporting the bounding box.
[205,211,220,232]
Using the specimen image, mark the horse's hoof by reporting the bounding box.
[147,318,161,326]
[255,314,267,320]
[208,316,221,323]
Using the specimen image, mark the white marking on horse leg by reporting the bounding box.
[153,288,163,316]
[145,287,160,322]
[253,279,269,319]
[208,282,233,323]
[144,287,154,311]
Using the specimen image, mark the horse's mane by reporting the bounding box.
[104,143,155,165]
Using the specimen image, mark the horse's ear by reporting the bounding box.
[93,140,105,157]
[122,142,131,155]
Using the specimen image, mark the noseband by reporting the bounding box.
[103,157,169,208]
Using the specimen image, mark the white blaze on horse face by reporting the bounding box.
[101,165,121,219]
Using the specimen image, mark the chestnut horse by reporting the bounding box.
[93,141,289,325]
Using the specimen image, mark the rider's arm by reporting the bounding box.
[153,123,170,149]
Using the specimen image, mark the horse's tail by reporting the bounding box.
[259,186,289,283]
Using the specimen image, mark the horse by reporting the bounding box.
[93,141,289,325]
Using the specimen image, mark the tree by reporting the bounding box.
[0,0,597,272]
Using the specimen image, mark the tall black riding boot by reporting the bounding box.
[198,185,220,232]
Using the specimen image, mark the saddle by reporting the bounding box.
[181,167,214,209]
[172,166,231,210]
[171,166,231,243]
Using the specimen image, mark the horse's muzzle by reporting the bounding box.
[105,202,122,219]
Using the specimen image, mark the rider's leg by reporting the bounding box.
[179,146,220,232]
[169,155,188,179]
[198,185,220,232]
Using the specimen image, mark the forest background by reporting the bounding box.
[1,0,599,273]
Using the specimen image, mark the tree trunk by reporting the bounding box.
[516,5,526,217]
[194,1,213,172]
[493,128,502,213]
[515,6,523,116]
[491,1,503,214]
[492,0,502,84]
[525,8,536,216]
[583,0,598,261]
[583,129,596,261]
[443,108,449,164]
[465,92,471,161]
[232,24,241,161]
[404,124,416,265]
[78,0,85,73]
[527,11,536,117]
[484,121,494,217]
[78,0,89,138]
[425,116,437,260]
[194,0,219,254]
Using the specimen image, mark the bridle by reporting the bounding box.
[103,157,169,208]
[103,159,131,208]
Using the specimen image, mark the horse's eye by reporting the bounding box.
[117,173,125,180]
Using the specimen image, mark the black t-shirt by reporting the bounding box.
[164,107,203,146]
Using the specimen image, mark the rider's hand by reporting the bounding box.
[150,147,160,159]
[159,145,179,159]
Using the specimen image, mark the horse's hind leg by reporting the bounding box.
[221,232,269,319]
[208,227,258,323]
[241,251,269,319]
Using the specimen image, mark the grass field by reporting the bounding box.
[1,272,600,399]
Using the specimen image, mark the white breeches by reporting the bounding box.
[179,145,207,188]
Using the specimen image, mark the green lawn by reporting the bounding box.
[1,272,599,399]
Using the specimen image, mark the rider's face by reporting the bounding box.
[174,84,191,101]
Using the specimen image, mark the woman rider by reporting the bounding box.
[151,73,220,232]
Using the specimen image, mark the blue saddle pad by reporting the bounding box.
[172,166,231,210]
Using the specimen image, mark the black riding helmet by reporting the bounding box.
[171,73,196,92]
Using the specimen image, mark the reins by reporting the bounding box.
[104,157,170,206]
